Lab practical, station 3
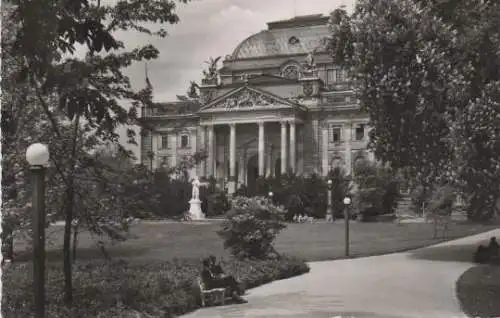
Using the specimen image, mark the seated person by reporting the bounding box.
[488,237,499,258]
[474,244,490,263]
[208,255,245,296]
[201,258,246,303]
[208,255,225,278]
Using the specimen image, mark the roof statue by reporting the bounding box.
[304,49,317,71]
[202,56,221,81]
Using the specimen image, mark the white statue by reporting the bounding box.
[188,176,208,220]
[192,177,201,200]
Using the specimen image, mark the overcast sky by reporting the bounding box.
[114,0,356,159]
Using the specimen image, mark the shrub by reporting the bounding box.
[2,257,309,317]
[284,194,304,221]
[205,192,230,217]
[326,168,353,218]
[217,196,287,260]
[199,177,230,217]
[354,161,400,222]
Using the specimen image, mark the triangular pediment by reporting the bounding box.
[199,86,301,112]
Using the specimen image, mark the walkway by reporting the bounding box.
[182,229,500,318]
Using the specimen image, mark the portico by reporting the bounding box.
[199,120,302,194]
[197,85,306,194]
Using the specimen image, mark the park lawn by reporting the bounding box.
[13,220,500,263]
[456,263,500,317]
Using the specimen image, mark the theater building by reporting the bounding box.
[140,14,372,194]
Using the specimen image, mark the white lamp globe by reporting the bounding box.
[327,179,333,185]
[343,196,351,205]
[268,191,273,197]
[26,143,50,166]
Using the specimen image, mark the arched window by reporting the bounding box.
[282,64,300,80]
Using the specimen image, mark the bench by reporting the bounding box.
[198,277,227,307]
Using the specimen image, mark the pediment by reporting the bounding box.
[199,86,300,112]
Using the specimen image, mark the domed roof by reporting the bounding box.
[231,14,331,60]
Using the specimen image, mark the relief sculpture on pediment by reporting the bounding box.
[221,90,277,109]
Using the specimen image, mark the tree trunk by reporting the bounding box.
[63,183,74,305]
[72,222,78,263]
[63,114,80,306]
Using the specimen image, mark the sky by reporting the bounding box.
[114,0,356,159]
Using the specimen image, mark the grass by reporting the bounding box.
[456,263,500,318]
[12,220,500,263]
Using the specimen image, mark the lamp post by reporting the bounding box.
[268,191,274,203]
[326,179,333,222]
[343,196,352,257]
[26,143,50,318]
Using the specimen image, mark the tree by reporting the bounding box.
[327,0,500,220]
[187,81,200,99]
[5,0,191,306]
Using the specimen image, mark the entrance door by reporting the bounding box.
[247,155,259,194]
[275,158,282,178]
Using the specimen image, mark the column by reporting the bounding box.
[199,127,206,177]
[151,134,158,170]
[172,133,178,168]
[228,123,236,194]
[289,122,296,173]
[207,125,214,177]
[344,121,352,175]
[258,121,265,176]
[266,146,272,177]
[280,121,288,174]
[191,128,197,179]
[238,154,245,186]
[322,125,329,176]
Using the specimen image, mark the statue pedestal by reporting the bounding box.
[188,199,205,220]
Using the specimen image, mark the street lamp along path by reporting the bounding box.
[26,143,50,318]
[343,195,352,257]
[343,196,352,206]
[26,143,50,166]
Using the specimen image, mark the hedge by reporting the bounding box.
[2,257,309,317]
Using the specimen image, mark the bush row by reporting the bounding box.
[237,164,401,221]
[2,257,309,317]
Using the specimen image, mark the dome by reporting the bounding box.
[231,14,331,60]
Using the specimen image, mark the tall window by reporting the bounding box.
[158,134,168,149]
[355,124,365,141]
[180,134,190,148]
[325,68,348,88]
[329,125,342,143]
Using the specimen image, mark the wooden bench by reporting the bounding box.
[198,277,227,307]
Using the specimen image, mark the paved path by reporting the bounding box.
[182,229,500,318]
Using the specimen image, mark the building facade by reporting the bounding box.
[140,14,373,194]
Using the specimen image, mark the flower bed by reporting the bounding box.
[2,257,309,317]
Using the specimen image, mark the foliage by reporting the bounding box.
[326,167,353,218]
[186,81,200,99]
[253,173,329,219]
[1,257,309,317]
[353,161,400,222]
[426,184,455,216]
[199,176,230,217]
[148,170,191,218]
[4,0,191,304]
[326,0,500,220]
[218,196,287,260]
